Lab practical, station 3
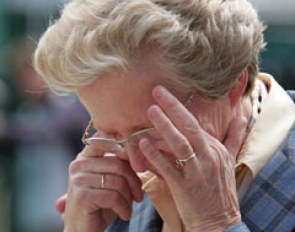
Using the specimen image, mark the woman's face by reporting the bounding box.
[78,55,234,173]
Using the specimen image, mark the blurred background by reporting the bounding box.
[0,0,294,232]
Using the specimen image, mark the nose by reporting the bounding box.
[125,143,149,173]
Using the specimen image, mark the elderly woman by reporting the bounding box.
[34,0,295,231]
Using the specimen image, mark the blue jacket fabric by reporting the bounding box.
[240,122,295,232]
[105,193,162,232]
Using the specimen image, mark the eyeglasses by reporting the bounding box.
[81,89,196,153]
[82,122,156,152]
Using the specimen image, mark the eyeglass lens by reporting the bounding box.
[85,129,155,153]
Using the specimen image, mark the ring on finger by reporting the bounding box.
[175,152,196,168]
[100,174,106,189]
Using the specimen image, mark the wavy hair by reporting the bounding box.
[34,0,265,97]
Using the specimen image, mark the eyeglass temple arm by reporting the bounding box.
[82,120,93,145]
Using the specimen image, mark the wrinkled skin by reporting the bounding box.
[57,55,251,232]
[63,145,143,232]
[138,86,248,231]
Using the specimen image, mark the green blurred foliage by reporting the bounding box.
[261,25,295,89]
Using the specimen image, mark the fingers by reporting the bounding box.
[71,187,132,221]
[71,172,133,204]
[148,105,195,159]
[139,86,242,230]
[151,86,210,156]
[141,86,204,179]
[139,138,180,183]
[56,193,67,214]
[67,156,143,222]
[69,156,143,202]
[97,190,132,221]
[64,152,143,228]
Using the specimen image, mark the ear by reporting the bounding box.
[229,69,248,107]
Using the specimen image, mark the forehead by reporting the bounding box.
[77,55,181,132]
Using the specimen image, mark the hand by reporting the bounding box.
[63,145,143,232]
[139,86,248,231]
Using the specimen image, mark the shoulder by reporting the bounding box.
[241,122,295,231]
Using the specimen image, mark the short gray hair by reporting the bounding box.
[34,0,265,97]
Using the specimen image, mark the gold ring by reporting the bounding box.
[175,153,196,167]
[100,174,106,189]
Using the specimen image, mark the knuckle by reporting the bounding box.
[183,117,196,129]
[156,115,171,129]
[165,97,179,110]
[69,160,80,175]
[208,157,219,170]
[183,118,201,135]
[69,159,87,175]
[175,139,191,154]
[185,125,201,138]
[71,174,86,186]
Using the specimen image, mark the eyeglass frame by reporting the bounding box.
[81,89,196,148]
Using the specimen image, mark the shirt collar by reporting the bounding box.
[236,73,295,178]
